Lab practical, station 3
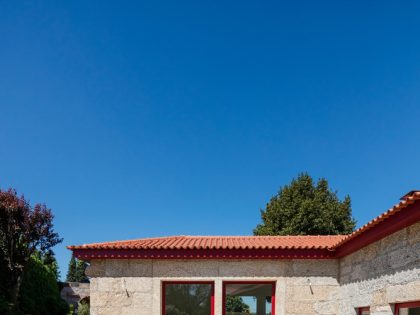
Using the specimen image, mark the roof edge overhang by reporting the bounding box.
[333,197,420,258]
[69,191,420,261]
[71,247,335,260]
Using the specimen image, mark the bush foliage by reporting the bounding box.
[19,255,69,315]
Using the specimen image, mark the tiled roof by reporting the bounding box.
[68,190,420,254]
[68,235,346,250]
[332,190,420,248]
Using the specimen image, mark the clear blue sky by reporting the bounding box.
[1,1,419,279]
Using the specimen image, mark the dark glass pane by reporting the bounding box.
[399,307,420,315]
[165,283,212,315]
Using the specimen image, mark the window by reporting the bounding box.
[162,281,214,315]
[357,307,370,315]
[223,281,275,315]
[395,302,420,315]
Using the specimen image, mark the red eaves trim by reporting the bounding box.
[72,248,334,260]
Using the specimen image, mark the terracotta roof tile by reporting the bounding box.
[331,191,420,248]
[67,191,420,253]
[68,235,346,250]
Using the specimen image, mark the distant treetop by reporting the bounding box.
[254,173,356,236]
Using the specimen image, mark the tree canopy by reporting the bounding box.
[19,254,68,315]
[254,173,356,236]
[66,254,89,283]
[0,188,63,313]
[226,296,250,314]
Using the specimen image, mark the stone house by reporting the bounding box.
[68,190,420,315]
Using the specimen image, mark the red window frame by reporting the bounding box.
[222,281,276,315]
[161,281,215,315]
[395,301,420,315]
[357,306,370,315]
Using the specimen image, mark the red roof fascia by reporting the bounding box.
[71,247,335,260]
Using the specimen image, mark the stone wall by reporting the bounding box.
[87,259,339,315]
[85,222,420,315]
[338,222,420,315]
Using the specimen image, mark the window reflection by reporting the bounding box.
[398,307,420,315]
[225,283,274,315]
[164,283,213,315]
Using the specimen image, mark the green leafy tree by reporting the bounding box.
[0,188,62,311]
[66,255,77,282]
[0,247,12,313]
[226,295,250,313]
[66,255,89,283]
[19,254,69,315]
[42,249,61,281]
[77,300,90,315]
[75,260,89,283]
[254,173,356,236]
